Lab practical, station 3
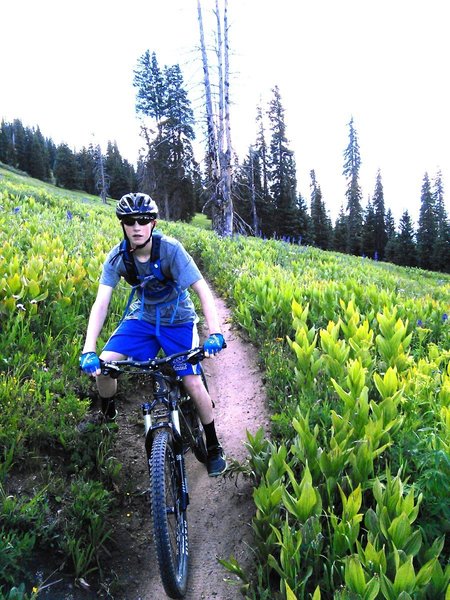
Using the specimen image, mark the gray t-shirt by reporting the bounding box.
[100,233,203,326]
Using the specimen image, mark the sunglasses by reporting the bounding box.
[121,216,155,226]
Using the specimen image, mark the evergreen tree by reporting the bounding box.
[267,86,299,239]
[164,64,195,140]
[310,170,332,249]
[343,116,363,255]
[416,172,437,270]
[12,119,28,172]
[233,148,264,235]
[254,105,274,237]
[134,51,197,221]
[385,208,396,239]
[296,193,311,245]
[391,210,417,267]
[333,205,348,252]
[0,120,16,165]
[432,170,450,273]
[384,208,397,263]
[372,169,388,260]
[105,142,133,200]
[54,143,78,189]
[134,51,166,121]
[76,145,98,195]
[27,127,50,181]
[46,137,57,174]
[362,197,377,258]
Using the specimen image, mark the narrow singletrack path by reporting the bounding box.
[109,290,270,599]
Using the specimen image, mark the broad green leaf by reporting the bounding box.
[285,581,297,600]
[345,556,366,594]
[363,575,380,600]
[312,585,321,600]
[388,513,411,549]
[415,558,437,588]
[393,558,415,595]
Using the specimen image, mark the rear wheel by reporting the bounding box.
[150,430,189,598]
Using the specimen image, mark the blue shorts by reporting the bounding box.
[102,319,202,376]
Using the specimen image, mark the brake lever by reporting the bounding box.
[100,362,121,378]
[187,348,205,364]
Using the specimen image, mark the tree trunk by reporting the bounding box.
[221,0,233,236]
[197,0,233,237]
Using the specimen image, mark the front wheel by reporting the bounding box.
[150,430,189,598]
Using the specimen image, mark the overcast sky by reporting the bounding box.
[2,0,449,223]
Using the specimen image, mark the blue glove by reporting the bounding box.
[204,333,225,357]
[79,351,100,374]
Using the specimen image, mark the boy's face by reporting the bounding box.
[122,216,157,248]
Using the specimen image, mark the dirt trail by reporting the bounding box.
[107,291,270,600]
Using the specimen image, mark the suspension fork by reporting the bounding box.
[142,383,189,510]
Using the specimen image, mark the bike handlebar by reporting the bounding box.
[100,346,207,376]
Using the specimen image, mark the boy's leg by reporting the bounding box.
[96,350,126,419]
[97,320,160,419]
[182,374,226,476]
[181,374,213,424]
[158,322,227,476]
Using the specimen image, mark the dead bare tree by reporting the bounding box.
[197,0,233,236]
[95,145,109,203]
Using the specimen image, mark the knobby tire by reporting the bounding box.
[150,429,188,599]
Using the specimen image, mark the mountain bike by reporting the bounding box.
[100,346,210,599]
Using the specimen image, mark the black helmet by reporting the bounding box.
[116,193,158,219]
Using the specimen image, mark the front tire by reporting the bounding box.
[150,430,189,598]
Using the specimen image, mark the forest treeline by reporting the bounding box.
[1,53,449,274]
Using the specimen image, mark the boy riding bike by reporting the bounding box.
[79,192,227,476]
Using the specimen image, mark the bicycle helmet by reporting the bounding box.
[116,193,159,219]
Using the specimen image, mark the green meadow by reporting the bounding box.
[0,165,449,599]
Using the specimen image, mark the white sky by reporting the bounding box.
[2,0,449,224]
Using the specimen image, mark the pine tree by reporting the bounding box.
[54,143,79,189]
[134,51,197,221]
[0,120,16,165]
[391,211,417,267]
[362,197,377,258]
[76,145,98,195]
[343,117,363,255]
[333,205,348,252]
[254,105,274,237]
[296,193,311,244]
[384,208,397,262]
[267,86,299,239]
[27,127,49,181]
[431,170,450,273]
[416,172,437,270]
[46,137,57,173]
[134,51,166,121]
[105,142,133,200]
[310,170,332,249]
[233,148,263,235]
[372,170,388,260]
[12,119,28,172]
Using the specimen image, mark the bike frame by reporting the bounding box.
[100,346,208,598]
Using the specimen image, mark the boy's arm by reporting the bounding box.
[82,284,114,354]
[190,278,222,336]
